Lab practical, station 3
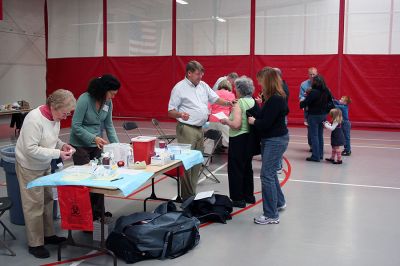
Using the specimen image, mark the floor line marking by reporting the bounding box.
[289,141,400,150]
[69,250,97,266]
[40,251,106,266]
[290,134,400,142]
[289,179,400,190]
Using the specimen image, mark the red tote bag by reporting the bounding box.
[57,186,93,231]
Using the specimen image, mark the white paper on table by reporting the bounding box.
[212,112,229,120]
[194,190,214,200]
[118,168,145,175]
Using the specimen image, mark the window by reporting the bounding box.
[176,0,250,55]
[255,0,339,55]
[47,0,103,58]
[107,0,172,56]
[345,0,399,54]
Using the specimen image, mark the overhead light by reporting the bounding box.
[215,16,226,22]
[176,0,188,4]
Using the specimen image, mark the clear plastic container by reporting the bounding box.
[167,143,191,155]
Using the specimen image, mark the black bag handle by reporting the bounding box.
[161,227,198,259]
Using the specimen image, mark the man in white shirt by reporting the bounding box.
[168,60,233,199]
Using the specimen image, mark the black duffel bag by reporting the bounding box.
[106,201,200,264]
[181,194,233,224]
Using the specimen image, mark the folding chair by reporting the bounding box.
[122,121,142,142]
[0,197,16,256]
[198,129,222,183]
[151,118,176,144]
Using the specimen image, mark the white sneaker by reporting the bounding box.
[304,121,308,126]
[277,203,287,211]
[277,168,283,174]
[254,215,279,225]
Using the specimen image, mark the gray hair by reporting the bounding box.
[234,76,254,97]
[46,89,76,110]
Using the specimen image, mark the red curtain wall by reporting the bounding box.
[47,55,400,128]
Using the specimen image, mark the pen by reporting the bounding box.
[110,177,123,182]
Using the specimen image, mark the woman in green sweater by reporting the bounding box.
[70,74,120,220]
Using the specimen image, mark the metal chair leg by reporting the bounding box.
[0,221,16,256]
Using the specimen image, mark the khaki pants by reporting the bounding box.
[16,161,54,247]
[176,123,204,200]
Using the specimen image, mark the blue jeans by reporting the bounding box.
[260,134,289,219]
[308,114,326,160]
[342,120,351,152]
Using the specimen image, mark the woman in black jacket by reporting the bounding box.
[300,75,330,162]
[248,67,289,224]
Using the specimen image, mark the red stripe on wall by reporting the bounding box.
[0,0,3,21]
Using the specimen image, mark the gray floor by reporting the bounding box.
[0,120,399,266]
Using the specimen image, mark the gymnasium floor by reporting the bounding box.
[0,120,399,266]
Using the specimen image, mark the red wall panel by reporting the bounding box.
[104,57,174,119]
[254,55,339,125]
[46,55,400,128]
[341,55,400,128]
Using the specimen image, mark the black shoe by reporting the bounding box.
[44,235,67,245]
[232,200,246,208]
[245,196,256,204]
[333,160,343,164]
[306,157,320,162]
[325,158,334,162]
[29,246,50,259]
[342,151,351,156]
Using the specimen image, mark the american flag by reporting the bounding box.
[129,16,160,55]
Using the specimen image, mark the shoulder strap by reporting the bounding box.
[114,212,158,233]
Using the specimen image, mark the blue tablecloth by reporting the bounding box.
[27,150,204,196]
[175,150,204,170]
[27,168,153,197]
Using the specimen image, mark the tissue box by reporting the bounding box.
[93,217,114,242]
[151,155,172,166]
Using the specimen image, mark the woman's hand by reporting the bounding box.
[220,118,229,125]
[248,116,255,125]
[60,150,73,161]
[95,136,108,149]
[61,143,75,153]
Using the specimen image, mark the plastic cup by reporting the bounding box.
[159,141,166,149]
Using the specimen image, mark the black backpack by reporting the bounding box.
[106,201,200,264]
[181,194,233,224]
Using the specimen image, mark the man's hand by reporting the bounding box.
[180,112,190,121]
